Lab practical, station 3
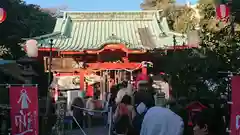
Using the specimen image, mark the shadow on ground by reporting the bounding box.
[66,126,108,135]
[66,114,109,135]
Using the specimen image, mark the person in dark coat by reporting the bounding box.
[71,97,85,128]
[132,98,155,135]
[132,81,155,135]
[109,85,120,112]
[134,81,155,108]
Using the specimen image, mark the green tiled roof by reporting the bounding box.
[37,10,187,51]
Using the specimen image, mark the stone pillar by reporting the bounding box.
[56,96,67,135]
[155,90,166,106]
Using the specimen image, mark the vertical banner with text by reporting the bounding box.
[231,76,240,135]
[9,86,39,135]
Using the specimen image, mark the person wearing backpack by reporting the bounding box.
[132,80,155,135]
[113,95,136,135]
[132,99,155,135]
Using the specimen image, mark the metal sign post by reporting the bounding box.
[0,104,11,135]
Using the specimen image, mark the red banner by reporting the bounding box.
[9,86,39,135]
[231,76,240,135]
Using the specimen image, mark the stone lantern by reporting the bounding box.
[153,83,166,106]
[155,90,166,106]
[55,96,67,135]
[16,57,38,81]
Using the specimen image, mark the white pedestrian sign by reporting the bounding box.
[18,89,31,109]
[9,86,39,135]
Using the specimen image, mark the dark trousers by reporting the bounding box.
[85,114,93,128]
[103,112,108,126]
[73,113,84,129]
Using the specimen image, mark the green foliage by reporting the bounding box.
[159,29,240,101]
[141,0,199,33]
[156,0,240,101]
[162,5,194,32]
[142,0,240,33]
[0,3,56,133]
[232,0,240,23]
[0,0,56,59]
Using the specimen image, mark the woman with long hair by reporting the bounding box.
[113,95,136,135]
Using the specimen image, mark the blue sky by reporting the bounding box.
[24,0,198,11]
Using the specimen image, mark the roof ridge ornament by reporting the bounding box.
[96,35,134,48]
[108,34,118,40]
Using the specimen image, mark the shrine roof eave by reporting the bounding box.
[21,32,61,46]
[38,44,147,54]
[22,32,61,41]
[38,44,194,55]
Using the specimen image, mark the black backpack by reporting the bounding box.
[132,110,147,135]
[114,114,131,134]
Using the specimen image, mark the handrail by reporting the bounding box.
[72,115,87,135]
[71,105,108,113]
[71,105,113,135]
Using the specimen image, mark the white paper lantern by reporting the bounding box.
[25,39,38,57]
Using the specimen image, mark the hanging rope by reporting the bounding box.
[88,63,143,72]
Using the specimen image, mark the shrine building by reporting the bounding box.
[25,10,190,95]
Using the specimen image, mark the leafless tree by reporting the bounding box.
[42,5,68,17]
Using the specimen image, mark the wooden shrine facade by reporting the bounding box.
[41,43,152,91]
[43,43,150,71]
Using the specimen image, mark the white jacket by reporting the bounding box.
[115,83,133,104]
[140,107,184,135]
[86,98,95,115]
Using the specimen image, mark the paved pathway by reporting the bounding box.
[66,126,109,135]
[66,112,109,135]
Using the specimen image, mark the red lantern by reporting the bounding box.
[216,4,230,21]
[0,8,7,23]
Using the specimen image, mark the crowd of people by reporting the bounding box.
[71,74,225,135]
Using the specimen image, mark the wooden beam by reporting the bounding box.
[46,62,143,72]
[39,48,59,51]
[45,68,96,73]
[87,62,142,70]
[44,57,83,71]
